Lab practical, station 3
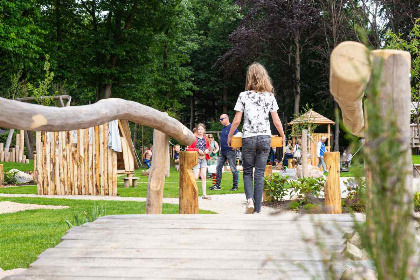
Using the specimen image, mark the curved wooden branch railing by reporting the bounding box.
[0,97,195,145]
[0,97,198,214]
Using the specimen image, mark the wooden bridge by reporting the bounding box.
[4,213,361,280]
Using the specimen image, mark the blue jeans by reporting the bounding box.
[144,159,151,169]
[242,135,271,213]
[318,156,326,172]
[215,150,238,187]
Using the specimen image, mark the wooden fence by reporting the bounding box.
[35,123,118,196]
[0,130,29,163]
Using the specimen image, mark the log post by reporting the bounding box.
[324,152,341,214]
[302,129,308,178]
[19,130,24,162]
[179,151,198,214]
[146,129,169,214]
[0,164,3,187]
[330,41,370,137]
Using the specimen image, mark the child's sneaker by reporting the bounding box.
[245,199,254,214]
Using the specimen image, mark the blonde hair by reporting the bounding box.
[245,62,275,94]
[195,123,206,132]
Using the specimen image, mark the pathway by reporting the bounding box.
[3,213,363,280]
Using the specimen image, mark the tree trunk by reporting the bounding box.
[5,129,14,152]
[103,83,112,99]
[294,33,301,116]
[190,94,195,130]
[223,85,228,113]
[25,131,34,159]
[163,28,169,99]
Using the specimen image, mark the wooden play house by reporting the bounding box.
[35,120,138,196]
[288,110,335,166]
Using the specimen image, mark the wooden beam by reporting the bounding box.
[302,129,308,178]
[330,41,370,137]
[146,130,169,214]
[0,97,195,146]
[179,151,198,214]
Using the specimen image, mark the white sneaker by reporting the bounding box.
[246,199,254,214]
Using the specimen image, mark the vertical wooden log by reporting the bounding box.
[95,126,100,195]
[59,132,65,195]
[324,152,342,214]
[76,130,82,195]
[99,125,104,195]
[84,129,89,195]
[54,132,60,195]
[19,130,24,162]
[302,129,308,177]
[146,130,170,214]
[103,124,109,195]
[88,129,94,195]
[0,143,4,162]
[15,133,20,162]
[0,164,3,186]
[67,131,73,195]
[62,132,68,195]
[112,152,117,196]
[42,133,47,194]
[179,151,199,214]
[11,148,15,162]
[33,152,37,183]
[45,133,51,194]
[263,165,273,202]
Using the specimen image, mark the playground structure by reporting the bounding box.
[34,120,138,196]
[288,110,334,167]
[0,97,195,214]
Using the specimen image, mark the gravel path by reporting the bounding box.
[0,201,68,214]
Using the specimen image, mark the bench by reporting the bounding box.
[123,176,140,188]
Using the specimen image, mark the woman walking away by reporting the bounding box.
[228,63,285,214]
[187,123,211,199]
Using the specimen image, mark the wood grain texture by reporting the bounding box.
[0,97,195,146]
[3,214,360,280]
[324,152,342,214]
[179,151,199,214]
[146,129,169,214]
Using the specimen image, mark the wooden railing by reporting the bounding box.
[0,97,197,214]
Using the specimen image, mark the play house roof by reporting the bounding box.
[288,110,335,125]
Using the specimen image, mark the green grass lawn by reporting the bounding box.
[0,196,213,270]
[0,160,34,172]
[0,165,245,197]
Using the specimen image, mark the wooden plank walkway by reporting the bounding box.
[5,214,363,280]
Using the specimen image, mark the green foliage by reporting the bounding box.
[289,177,325,204]
[287,200,301,211]
[27,55,56,105]
[4,170,18,185]
[65,205,106,228]
[342,178,366,212]
[414,192,420,212]
[264,173,290,202]
[291,104,319,139]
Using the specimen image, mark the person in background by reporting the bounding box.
[228,62,285,214]
[209,114,239,191]
[283,140,294,167]
[317,137,327,172]
[208,134,219,165]
[174,144,181,171]
[143,146,153,169]
[187,123,211,199]
[293,139,302,165]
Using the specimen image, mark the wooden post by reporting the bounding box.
[146,129,170,214]
[327,124,331,152]
[263,165,272,202]
[324,152,341,214]
[179,151,199,214]
[0,164,3,187]
[19,130,24,162]
[302,129,308,177]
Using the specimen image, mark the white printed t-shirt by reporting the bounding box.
[234,90,279,138]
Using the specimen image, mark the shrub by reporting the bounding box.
[287,200,301,210]
[4,170,18,185]
[264,173,290,201]
[289,177,325,204]
[342,178,366,212]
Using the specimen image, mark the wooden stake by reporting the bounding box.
[302,129,308,178]
[324,152,342,214]
[179,151,199,214]
[0,164,3,187]
[19,130,24,162]
[146,129,169,214]
[263,165,272,202]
